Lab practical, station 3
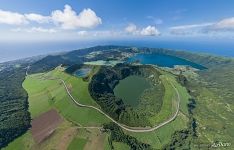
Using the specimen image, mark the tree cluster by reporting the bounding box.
[103,123,152,150]
[0,65,31,148]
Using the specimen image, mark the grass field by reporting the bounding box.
[5,120,77,150]
[23,67,110,126]
[112,142,130,150]
[125,72,190,149]
[147,74,176,125]
[5,65,192,149]
[4,132,35,150]
[126,113,188,149]
[5,67,110,149]
[68,137,87,150]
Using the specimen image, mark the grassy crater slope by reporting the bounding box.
[6,65,192,150]
[88,64,170,127]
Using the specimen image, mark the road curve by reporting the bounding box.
[29,71,181,132]
[58,77,180,132]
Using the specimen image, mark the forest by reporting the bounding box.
[89,64,162,127]
[29,45,134,74]
[0,63,31,148]
[103,122,152,150]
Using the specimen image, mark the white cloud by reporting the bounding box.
[0,4,102,31]
[124,24,160,36]
[29,27,56,33]
[170,23,213,30]
[0,9,28,25]
[25,13,50,23]
[12,27,57,33]
[140,25,160,36]
[76,30,125,39]
[170,17,234,36]
[93,30,121,37]
[125,23,137,33]
[51,5,102,29]
[170,23,213,35]
[77,30,88,36]
[212,17,234,30]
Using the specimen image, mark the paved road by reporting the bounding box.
[59,77,180,132]
[28,71,181,133]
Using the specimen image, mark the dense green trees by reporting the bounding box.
[89,64,162,127]
[0,64,31,148]
[29,45,134,74]
[103,123,151,150]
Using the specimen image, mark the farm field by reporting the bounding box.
[23,67,110,126]
[6,65,189,149]
[5,67,111,149]
[31,109,63,143]
[2,1,234,148]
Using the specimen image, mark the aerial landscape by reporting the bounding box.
[0,1,234,150]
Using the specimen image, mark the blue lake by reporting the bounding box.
[127,53,206,69]
[74,68,92,77]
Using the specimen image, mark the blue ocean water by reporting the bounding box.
[0,39,233,63]
[112,40,234,57]
[128,53,206,69]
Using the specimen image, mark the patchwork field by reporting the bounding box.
[5,65,191,150]
[23,68,110,126]
[31,109,63,143]
[5,67,110,150]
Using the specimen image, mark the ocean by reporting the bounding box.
[0,40,234,63]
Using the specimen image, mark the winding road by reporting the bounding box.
[26,67,181,133]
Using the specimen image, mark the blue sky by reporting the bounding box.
[0,0,234,42]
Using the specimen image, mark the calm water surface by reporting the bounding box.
[128,53,206,69]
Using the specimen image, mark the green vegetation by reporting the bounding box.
[114,75,151,107]
[68,137,87,150]
[0,64,31,148]
[3,132,34,150]
[89,64,165,127]
[168,53,234,148]
[112,142,130,150]
[29,45,133,74]
[5,119,78,150]
[23,67,109,126]
[125,114,188,149]
[103,123,151,150]
[3,45,234,149]
[163,98,197,149]
[124,73,191,149]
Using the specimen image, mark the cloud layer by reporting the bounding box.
[12,27,57,33]
[0,5,102,30]
[25,13,51,24]
[141,26,160,36]
[51,5,102,29]
[1,4,234,39]
[170,17,234,36]
[0,9,28,25]
[125,24,160,36]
